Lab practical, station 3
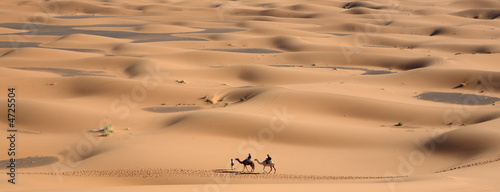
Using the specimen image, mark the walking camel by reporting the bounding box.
[254,159,276,174]
[234,158,255,173]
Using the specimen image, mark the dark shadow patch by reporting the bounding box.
[342,1,384,9]
[0,23,244,43]
[0,156,58,169]
[10,67,113,77]
[206,48,281,54]
[343,2,361,9]
[268,65,395,75]
[474,46,494,54]
[472,115,498,124]
[361,70,394,75]
[202,21,238,24]
[453,83,466,89]
[402,60,432,70]
[0,41,40,48]
[252,17,275,22]
[421,137,479,158]
[0,41,103,53]
[191,28,245,34]
[383,21,393,26]
[213,169,241,174]
[236,172,261,175]
[416,92,500,105]
[259,9,314,18]
[364,45,394,48]
[328,33,352,36]
[380,124,420,128]
[345,7,372,14]
[131,36,207,43]
[430,28,442,36]
[132,28,244,43]
[424,130,495,159]
[237,86,254,88]
[143,106,202,113]
[385,58,432,70]
[268,64,300,67]
[47,47,104,53]
[54,15,113,19]
[452,9,500,20]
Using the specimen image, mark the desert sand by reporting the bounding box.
[1,0,500,191]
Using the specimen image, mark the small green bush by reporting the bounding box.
[101,124,114,136]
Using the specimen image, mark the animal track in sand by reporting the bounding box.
[435,156,500,173]
[11,156,500,180]
[16,168,406,181]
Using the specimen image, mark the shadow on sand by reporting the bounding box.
[213,169,261,175]
[416,92,500,105]
[0,23,245,44]
[11,67,113,77]
[0,156,59,169]
[268,65,395,75]
[143,106,202,113]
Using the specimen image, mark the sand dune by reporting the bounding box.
[1,0,500,191]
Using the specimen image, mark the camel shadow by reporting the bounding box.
[213,169,260,175]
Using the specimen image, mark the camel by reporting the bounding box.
[234,158,255,173]
[254,159,276,174]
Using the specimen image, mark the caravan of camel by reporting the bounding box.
[232,154,276,174]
